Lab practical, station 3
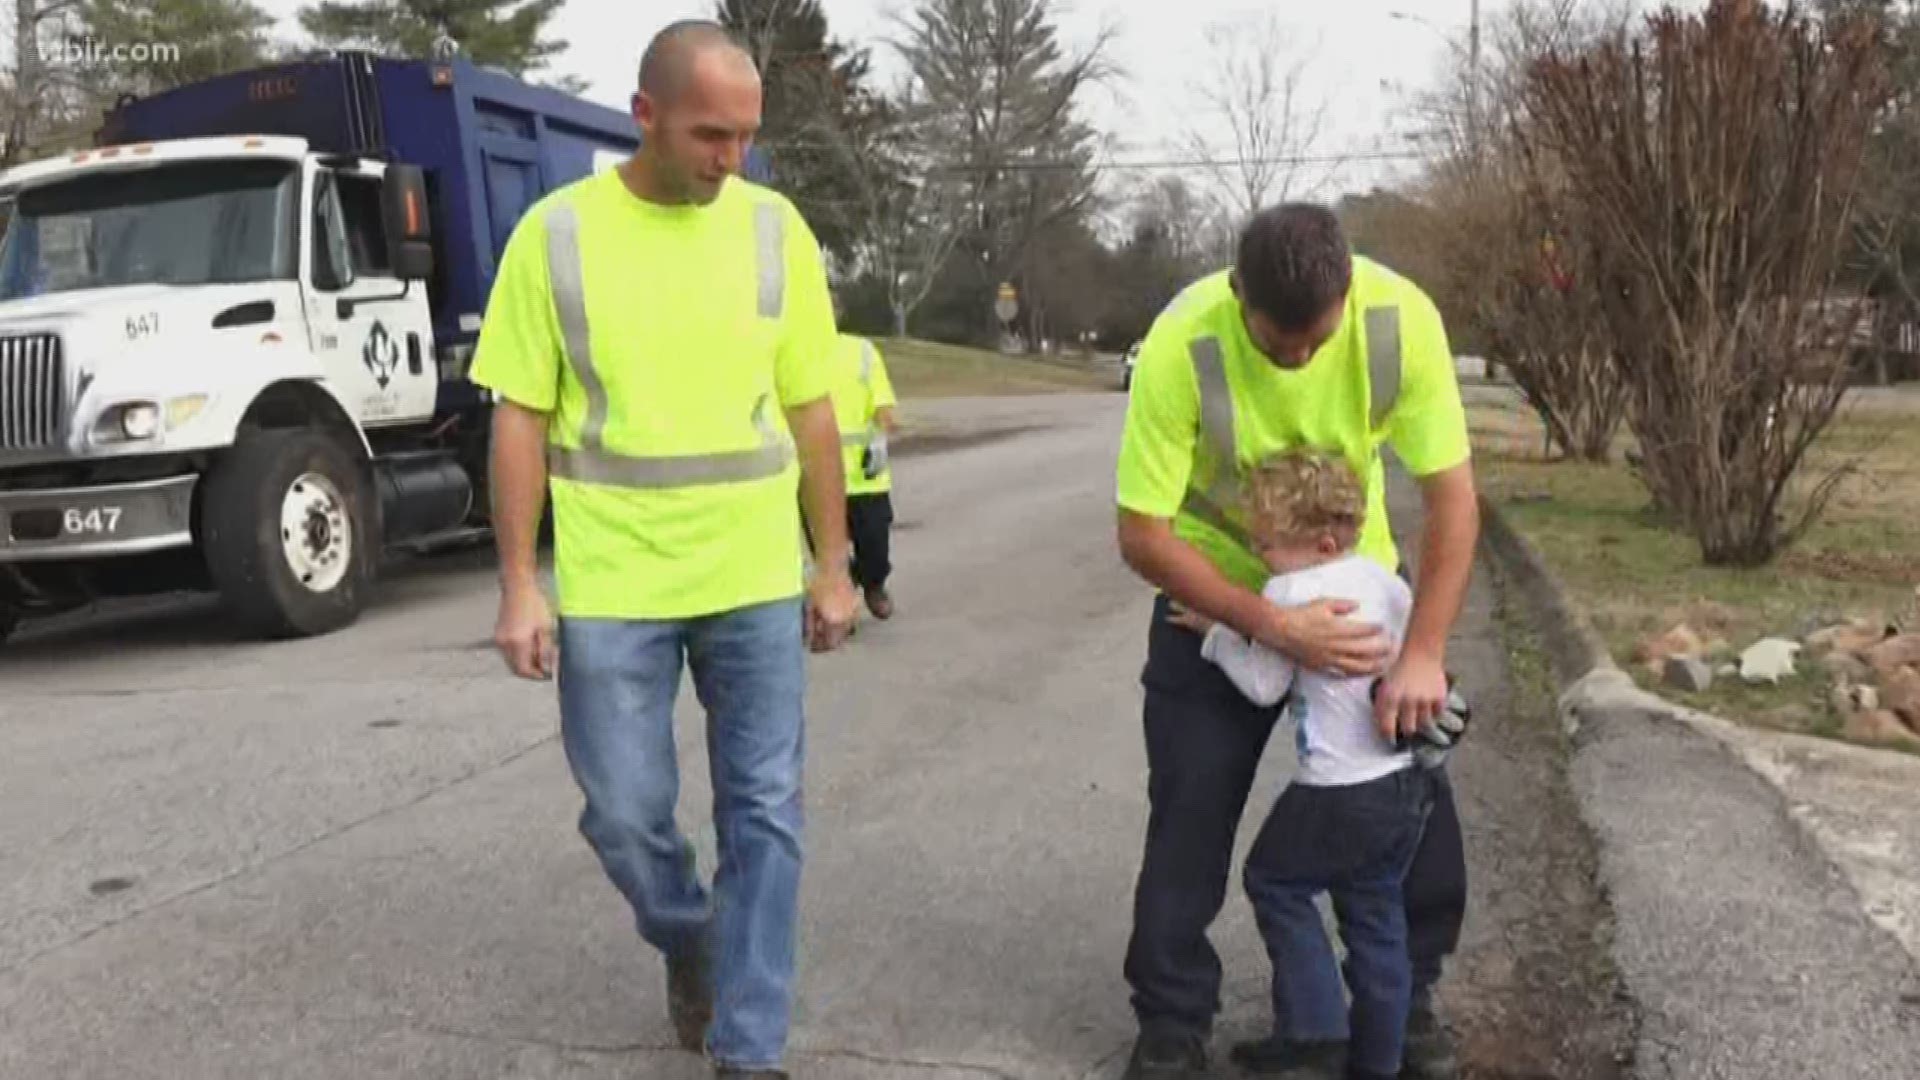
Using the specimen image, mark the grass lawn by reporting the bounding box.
[877,337,1119,398]
[1470,388,1920,744]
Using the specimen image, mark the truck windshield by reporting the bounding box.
[0,159,298,299]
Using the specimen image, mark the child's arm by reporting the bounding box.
[1199,621,1297,707]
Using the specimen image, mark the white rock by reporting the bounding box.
[1740,637,1802,685]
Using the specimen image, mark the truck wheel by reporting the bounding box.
[201,429,373,639]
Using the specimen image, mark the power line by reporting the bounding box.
[931,150,1426,174]
[758,144,1428,174]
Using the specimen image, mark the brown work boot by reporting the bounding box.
[864,586,894,620]
[666,940,712,1053]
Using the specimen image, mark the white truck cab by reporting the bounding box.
[0,134,467,643]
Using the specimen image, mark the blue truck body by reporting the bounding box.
[95,51,774,356]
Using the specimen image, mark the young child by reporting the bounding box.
[1170,449,1438,1080]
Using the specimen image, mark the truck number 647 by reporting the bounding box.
[64,507,122,535]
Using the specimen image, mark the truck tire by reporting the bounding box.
[201,429,373,639]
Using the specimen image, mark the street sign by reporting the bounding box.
[995,282,1018,323]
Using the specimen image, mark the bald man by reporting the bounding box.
[473,19,854,1080]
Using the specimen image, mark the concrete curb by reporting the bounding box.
[1478,492,1920,1080]
[1476,493,1613,689]
[1479,493,1780,747]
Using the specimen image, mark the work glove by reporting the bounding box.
[1376,675,1472,770]
[1411,679,1472,770]
[862,430,889,480]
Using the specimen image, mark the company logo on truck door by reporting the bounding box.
[361,320,400,389]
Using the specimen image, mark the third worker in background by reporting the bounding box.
[828,327,901,619]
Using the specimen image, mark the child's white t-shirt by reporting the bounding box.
[1199,554,1415,787]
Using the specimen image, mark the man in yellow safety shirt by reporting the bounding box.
[472,20,856,1080]
[828,327,900,618]
[1113,203,1479,1080]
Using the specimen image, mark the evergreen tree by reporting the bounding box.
[72,0,277,98]
[716,0,875,261]
[298,0,576,85]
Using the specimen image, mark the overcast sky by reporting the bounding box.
[237,0,1497,197]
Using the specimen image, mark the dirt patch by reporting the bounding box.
[1781,547,1920,587]
[1439,558,1637,1080]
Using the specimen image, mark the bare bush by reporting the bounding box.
[1511,0,1891,565]
[1368,0,1632,462]
[1178,11,1335,255]
[1448,152,1626,462]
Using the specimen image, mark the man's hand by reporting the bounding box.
[495,582,557,680]
[1166,601,1217,635]
[807,564,859,652]
[1374,651,1449,741]
[1255,599,1392,679]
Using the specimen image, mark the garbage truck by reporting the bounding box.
[0,52,773,645]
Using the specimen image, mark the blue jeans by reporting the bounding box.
[556,597,806,1071]
[1243,768,1436,1077]
[1124,595,1467,1039]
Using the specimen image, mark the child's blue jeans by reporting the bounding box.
[1243,766,1437,1077]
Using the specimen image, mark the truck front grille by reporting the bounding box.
[0,333,65,452]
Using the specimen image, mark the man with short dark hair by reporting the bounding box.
[1112,203,1479,1080]
[476,18,855,1080]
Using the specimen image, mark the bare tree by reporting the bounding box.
[718,0,798,74]
[796,70,969,336]
[1135,174,1212,277]
[894,0,1113,338]
[1392,0,1638,461]
[2,0,90,167]
[1179,11,1335,240]
[1457,160,1627,462]
[1513,0,1891,565]
[1827,0,1920,385]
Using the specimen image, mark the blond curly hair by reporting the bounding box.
[1242,449,1365,549]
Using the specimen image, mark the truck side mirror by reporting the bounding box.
[381,164,433,282]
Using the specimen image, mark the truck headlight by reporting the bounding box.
[121,403,161,439]
[91,401,162,444]
[89,396,207,446]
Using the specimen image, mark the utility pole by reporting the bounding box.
[1391,3,1484,153]
[1467,0,1482,153]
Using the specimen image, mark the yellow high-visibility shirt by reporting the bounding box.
[469,168,839,620]
[1115,257,1471,591]
[829,334,897,496]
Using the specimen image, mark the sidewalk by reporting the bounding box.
[1487,497,1920,1080]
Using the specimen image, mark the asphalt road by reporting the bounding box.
[2,393,1302,1080]
[11,389,1918,1080]
[18,386,1920,1076]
